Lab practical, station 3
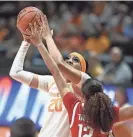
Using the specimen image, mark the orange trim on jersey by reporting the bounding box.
[70,52,86,72]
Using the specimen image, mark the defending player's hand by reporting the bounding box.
[38,15,53,39]
[22,34,31,43]
[26,22,43,46]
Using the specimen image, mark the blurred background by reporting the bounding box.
[0,1,133,136]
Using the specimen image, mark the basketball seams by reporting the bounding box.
[30,12,38,25]
[21,12,40,36]
[22,12,38,34]
[25,12,38,31]
[17,7,42,35]
[17,11,36,24]
[26,11,42,31]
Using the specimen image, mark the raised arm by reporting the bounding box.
[28,22,69,97]
[9,35,54,92]
[42,16,88,85]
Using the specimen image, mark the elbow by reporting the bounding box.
[9,69,18,79]
[9,70,15,78]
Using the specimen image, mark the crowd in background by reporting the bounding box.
[0,1,133,85]
[0,2,133,136]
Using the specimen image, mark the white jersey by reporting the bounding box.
[9,41,91,137]
[38,72,90,137]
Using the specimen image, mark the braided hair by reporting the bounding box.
[81,79,117,133]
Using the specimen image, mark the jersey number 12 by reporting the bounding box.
[78,124,94,137]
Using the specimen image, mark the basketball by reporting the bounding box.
[113,120,133,137]
[17,7,43,35]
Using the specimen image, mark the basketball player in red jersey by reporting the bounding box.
[26,18,133,137]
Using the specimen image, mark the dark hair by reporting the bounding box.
[10,118,36,137]
[81,79,116,133]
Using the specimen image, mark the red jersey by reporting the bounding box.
[63,92,119,137]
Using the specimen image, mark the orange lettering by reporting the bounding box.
[48,98,62,112]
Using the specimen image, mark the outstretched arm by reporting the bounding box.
[9,39,37,87]
[9,34,54,91]
[28,22,69,97]
[37,43,69,97]
[42,16,89,85]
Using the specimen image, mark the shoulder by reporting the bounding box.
[80,72,91,79]
[76,72,91,88]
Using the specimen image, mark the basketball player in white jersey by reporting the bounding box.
[9,17,90,137]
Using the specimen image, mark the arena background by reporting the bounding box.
[0,1,133,137]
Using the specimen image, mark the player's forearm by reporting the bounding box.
[9,41,34,85]
[58,61,82,84]
[37,42,68,97]
[45,35,63,64]
[45,35,82,84]
[37,42,57,73]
